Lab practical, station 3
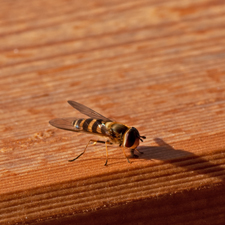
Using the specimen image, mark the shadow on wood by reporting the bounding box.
[138,138,225,182]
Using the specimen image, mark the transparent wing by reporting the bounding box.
[49,117,81,132]
[68,100,112,122]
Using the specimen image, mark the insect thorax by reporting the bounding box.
[107,122,130,144]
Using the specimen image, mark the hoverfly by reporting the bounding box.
[49,101,146,166]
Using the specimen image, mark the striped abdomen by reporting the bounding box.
[72,118,112,136]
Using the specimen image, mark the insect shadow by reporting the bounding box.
[137,138,225,181]
[137,138,193,160]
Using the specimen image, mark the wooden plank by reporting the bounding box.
[0,0,225,224]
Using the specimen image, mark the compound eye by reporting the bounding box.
[125,128,139,148]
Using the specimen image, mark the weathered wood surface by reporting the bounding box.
[0,0,225,224]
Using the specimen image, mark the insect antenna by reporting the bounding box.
[139,136,146,142]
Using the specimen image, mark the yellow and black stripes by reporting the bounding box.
[72,119,112,136]
[72,118,83,130]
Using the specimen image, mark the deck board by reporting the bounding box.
[0,0,225,224]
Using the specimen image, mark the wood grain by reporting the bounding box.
[0,0,225,224]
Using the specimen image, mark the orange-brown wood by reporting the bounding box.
[1,0,225,224]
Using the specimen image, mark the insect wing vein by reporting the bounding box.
[68,101,112,122]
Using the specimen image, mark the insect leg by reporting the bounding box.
[130,149,138,158]
[130,148,143,158]
[90,141,97,146]
[135,148,143,154]
[121,147,131,164]
[68,139,104,162]
[104,141,109,166]
[91,140,105,144]
[90,140,104,152]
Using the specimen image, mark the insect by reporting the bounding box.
[49,101,146,166]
